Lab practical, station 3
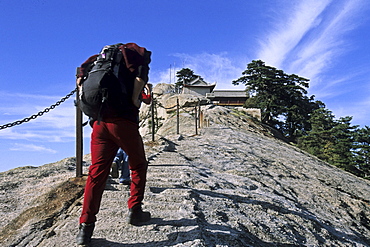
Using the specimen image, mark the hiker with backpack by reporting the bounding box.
[75,43,152,246]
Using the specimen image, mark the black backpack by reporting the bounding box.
[78,44,136,121]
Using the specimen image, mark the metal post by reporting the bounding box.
[195,104,198,135]
[177,98,180,135]
[198,100,201,129]
[199,109,203,129]
[151,98,155,142]
[76,88,83,177]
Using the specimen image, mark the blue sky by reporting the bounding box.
[0,0,369,172]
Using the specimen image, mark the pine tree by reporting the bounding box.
[353,126,370,178]
[233,60,318,142]
[297,107,336,161]
[329,116,359,174]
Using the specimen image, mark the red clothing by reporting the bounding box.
[80,118,148,224]
[141,91,152,105]
[78,43,151,224]
[120,43,151,73]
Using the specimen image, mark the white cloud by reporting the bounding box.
[0,91,60,101]
[33,103,76,128]
[0,91,79,142]
[161,52,245,90]
[9,143,57,154]
[256,0,365,85]
[257,0,332,69]
[289,0,364,84]
[150,68,175,85]
[253,0,369,128]
[328,96,370,128]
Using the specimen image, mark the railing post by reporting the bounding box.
[195,103,198,135]
[76,88,83,177]
[151,98,155,142]
[198,100,201,129]
[177,98,180,135]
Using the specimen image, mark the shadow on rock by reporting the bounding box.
[192,188,370,246]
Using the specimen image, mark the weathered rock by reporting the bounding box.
[0,98,369,246]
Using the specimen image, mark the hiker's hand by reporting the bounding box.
[76,77,81,85]
[76,77,83,92]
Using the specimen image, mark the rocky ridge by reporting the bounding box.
[0,84,369,246]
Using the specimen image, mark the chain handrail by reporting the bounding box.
[0,88,77,130]
[153,99,177,110]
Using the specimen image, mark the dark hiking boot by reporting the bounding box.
[76,222,95,246]
[128,204,151,225]
[111,161,119,178]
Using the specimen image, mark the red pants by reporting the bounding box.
[79,118,148,224]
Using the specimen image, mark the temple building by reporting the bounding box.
[182,77,216,96]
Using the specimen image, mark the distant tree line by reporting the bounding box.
[232,60,370,179]
[172,62,369,179]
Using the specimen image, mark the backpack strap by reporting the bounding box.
[76,54,99,79]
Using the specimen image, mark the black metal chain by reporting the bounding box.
[0,88,77,130]
[155,100,177,110]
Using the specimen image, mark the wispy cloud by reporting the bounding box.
[151,1,366,94]
[0,91,84,142]
[9,143,57,154]
[0,91,61,100]
[153,52,245,90]
[328,80,370,126]
[257,0,365,86]
[258,0,331,69]
[329,98,370,127]
[290,1,364,83]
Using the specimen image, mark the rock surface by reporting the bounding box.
[1,88,370,246]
